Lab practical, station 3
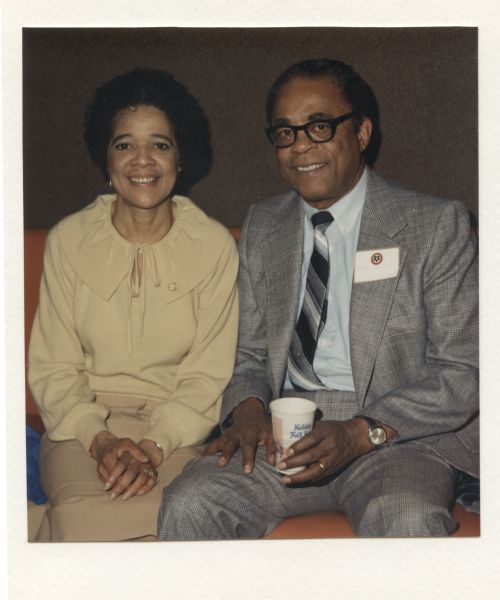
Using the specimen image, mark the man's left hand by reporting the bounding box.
[277,418,373,484]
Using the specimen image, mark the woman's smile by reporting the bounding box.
[128,176,160,185]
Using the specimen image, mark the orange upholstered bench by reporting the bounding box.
[24,226,479,539]
[264,504,479,539]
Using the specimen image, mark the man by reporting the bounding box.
[157,59,478,538]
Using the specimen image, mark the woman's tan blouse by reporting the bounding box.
[28,195,239,456]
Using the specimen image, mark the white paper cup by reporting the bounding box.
[269,397,317,475]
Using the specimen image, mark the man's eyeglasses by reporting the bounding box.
[265,112,356,148]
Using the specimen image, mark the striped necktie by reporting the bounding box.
[288,211,334,391]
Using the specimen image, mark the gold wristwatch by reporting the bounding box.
[358,415,388,449]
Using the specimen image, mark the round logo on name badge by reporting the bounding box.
[371,252,383,265]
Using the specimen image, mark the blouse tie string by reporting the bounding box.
[126,245,162,354]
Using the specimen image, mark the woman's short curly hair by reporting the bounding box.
[84,68,212,194]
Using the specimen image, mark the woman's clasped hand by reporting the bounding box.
[90,432,164,500]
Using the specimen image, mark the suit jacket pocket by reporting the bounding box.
[386,312,426,333]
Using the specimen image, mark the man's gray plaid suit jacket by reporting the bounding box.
[222,168,479,478]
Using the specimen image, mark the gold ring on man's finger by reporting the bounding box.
[317,461,326,471]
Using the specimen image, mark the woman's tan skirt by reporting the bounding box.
[36,394,203,542]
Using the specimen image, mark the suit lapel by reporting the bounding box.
[264,194,304,394]
[350,171,408,405]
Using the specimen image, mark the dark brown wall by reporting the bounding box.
[23,27,477,228]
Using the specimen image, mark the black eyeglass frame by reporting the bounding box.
[265,111,357,148]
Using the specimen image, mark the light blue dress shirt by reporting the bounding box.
[284,168,367,392]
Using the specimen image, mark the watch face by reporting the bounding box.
[369,426,387,446]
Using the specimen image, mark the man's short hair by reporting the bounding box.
[265,58,381,165]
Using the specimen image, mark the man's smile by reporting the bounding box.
[294,162,327,173]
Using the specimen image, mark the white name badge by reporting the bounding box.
[354,247,400,283]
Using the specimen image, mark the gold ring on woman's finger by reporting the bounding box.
[317,462,326,471]
[143,468,155,478]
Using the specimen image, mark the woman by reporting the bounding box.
[28,68,239,542]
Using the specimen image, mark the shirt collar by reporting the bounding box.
[302,167,367,236]
[58,194,229,302]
